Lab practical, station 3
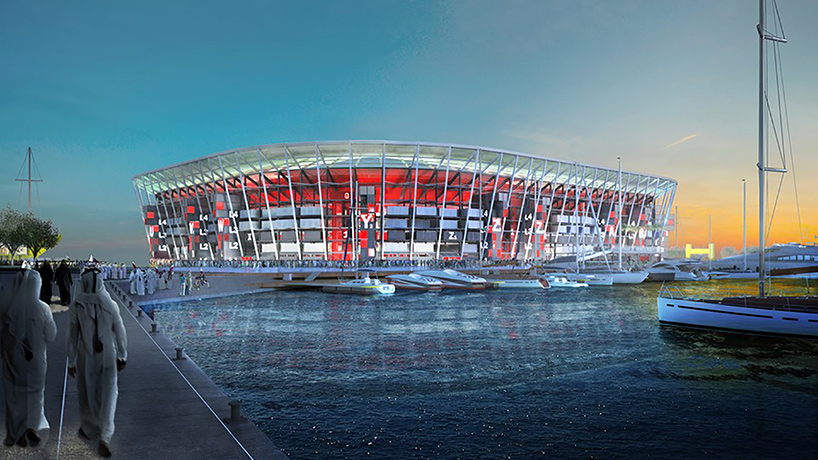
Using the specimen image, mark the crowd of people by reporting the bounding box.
[0,258,127,457]
[155,257,491,271]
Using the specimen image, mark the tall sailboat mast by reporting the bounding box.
[757,0,766,297]
[14,147,43,214]
[617,156,622,270]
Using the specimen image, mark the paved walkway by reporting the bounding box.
[1,283,288,459]
[115,273,277,306]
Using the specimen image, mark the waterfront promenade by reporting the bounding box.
[0,277,288,459]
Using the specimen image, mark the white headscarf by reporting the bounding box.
[4,270,44,342]
[73,269,119,317]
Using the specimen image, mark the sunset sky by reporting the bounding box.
[1,0,816,263]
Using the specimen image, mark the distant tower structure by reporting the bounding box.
[15,147,44,213]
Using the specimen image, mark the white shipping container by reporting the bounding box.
[272,219,296,229]
[302,243,325,253]
[274,207,297,218]
[412,242,435,253]
[300,206,323,216]
[415,206,436,216]
[280,243,300,253]
[299,218,323,229]
[238,221,261,231]
[239,209,261,219]
[261,243,278,254]
[383,242,409,252]
[462,243,478,253]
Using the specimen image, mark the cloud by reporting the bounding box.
[661,133,700,150]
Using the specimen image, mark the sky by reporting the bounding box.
[1,0,816,264]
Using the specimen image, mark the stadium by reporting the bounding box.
[131,141,677,263]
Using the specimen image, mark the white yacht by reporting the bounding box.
[570,272,613,286]
[415,269,489,290]
[487,278,550,290]
[646,259,709,282]
[709,243,818,278]
[544,276,588,288]
[657,1,818,338]
[386,273,444,291]
[323,276,395,295]
[582,268,648,285]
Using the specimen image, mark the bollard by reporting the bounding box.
[137,308,143,317]
[151,322,158,333]
[175,347,185,360]
[229,400,243,423]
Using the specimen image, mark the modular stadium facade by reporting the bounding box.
[132,141,677,263]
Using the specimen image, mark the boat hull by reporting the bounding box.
[657,296,818,338]
[323,284,395,295]
[610,271,649,284]
[488,279,548,289]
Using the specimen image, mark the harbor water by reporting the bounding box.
[148,280,818,459]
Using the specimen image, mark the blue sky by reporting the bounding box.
[1,0,816,263]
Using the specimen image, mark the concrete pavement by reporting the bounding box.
[1,281,288,460]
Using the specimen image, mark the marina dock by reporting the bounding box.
[0,278,288,460]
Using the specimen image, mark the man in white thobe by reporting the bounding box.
[128,268,138,295]
[67,267,127,458]
[0,269,57,447]
[135,268,145,296]
[145,269,157,295]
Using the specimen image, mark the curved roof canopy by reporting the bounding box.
[132,140,676,196]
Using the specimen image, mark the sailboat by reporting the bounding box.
[656,0,818,338]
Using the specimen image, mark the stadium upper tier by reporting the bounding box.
[132,140,677,262]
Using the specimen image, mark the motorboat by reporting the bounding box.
[657,1,818,338]
[709,243,818,279]
[322,276,395,295]
[487,278,550,290]
[386,273,444,291]
[415,269,489,289]
[572,272,613,286]
[646,259,709,282]
[544,276,588,288]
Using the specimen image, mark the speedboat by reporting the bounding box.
[544,276,588,288]
[387,273,444,291]
[647,259,709,282]
[415,269,488,290]
[487,278,550,289]
[572,272,613,286]
[323,276,395,295]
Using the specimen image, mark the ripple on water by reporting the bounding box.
[152,279,818,459]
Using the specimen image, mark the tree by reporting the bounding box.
[0,206,27,261]
[19,214,61,260]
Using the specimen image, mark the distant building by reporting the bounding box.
[132,141,677,262]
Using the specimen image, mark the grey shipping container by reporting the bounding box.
[387,231,408,242]
[415,230,437,241]
[302,231,323,242]
[385,206,409,216]
[385,219,408,229]
[279,231,298,242]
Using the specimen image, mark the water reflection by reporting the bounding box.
[149,279,818,459]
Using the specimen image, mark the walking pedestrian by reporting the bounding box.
[179,273,187,296]
[0,269,57,447]
[67,264,128,458]
[55,260,73,306]
[36,261,54,304]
